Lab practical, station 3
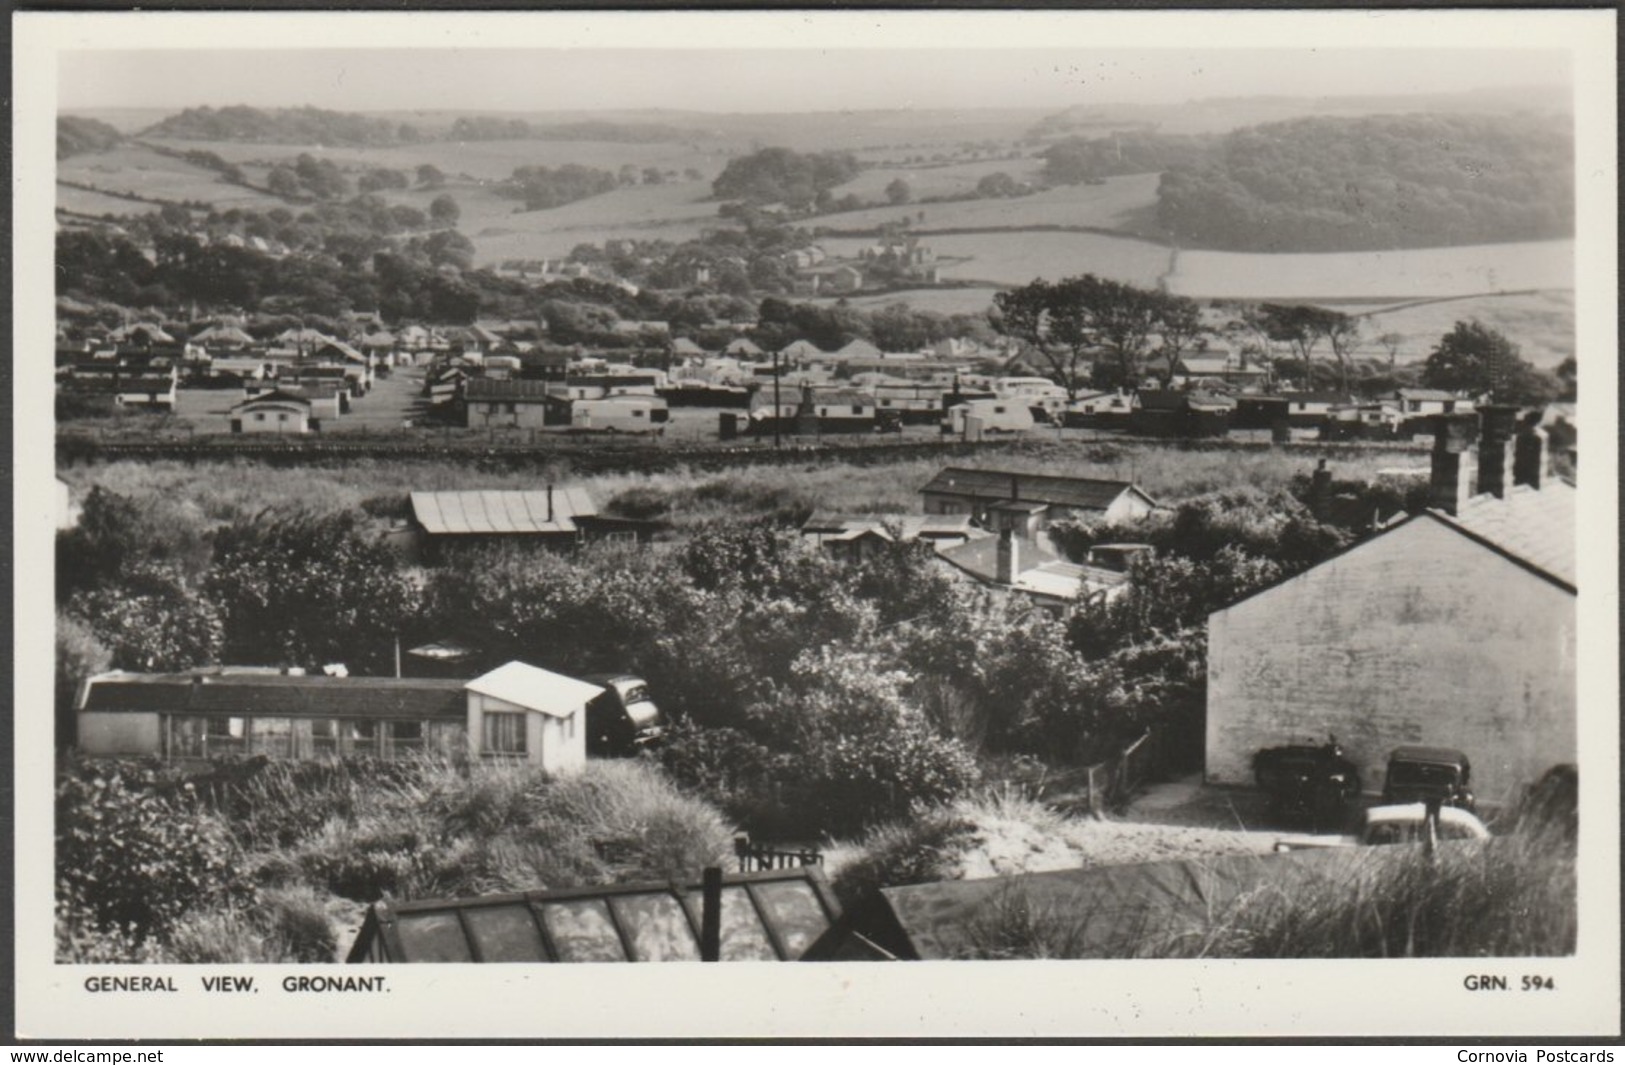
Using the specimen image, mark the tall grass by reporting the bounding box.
[939,832,1575,960]
[61,441,1420,535]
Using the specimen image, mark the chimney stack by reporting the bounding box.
[1475,405,1520,500]
[1309,459,1332,521]
[996,527,1020,585]
[1513,412,1549,492]
[1010,473,1020,502]
[1429,413,1477,516]
[546,483,555,523]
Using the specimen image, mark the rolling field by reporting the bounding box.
[56,185,161,217]
[822,229,1172,288]
[811,286,1004,316]
[828,156,1046,203]
[57,144,284,211]
[146,136,729,184]
[1351,290,1575,368]
[813,172,1162,235]
[1167,240,1575,302]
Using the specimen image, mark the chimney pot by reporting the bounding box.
[996,527,1020,585]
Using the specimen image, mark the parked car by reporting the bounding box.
[583,674,664,757]
[1274,802,1491,851]
[1252,741,1362,831]
[1381,745,1476,813]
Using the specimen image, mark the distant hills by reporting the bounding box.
[140,105,414,147]
[57,115,124,159]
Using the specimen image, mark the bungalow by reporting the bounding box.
[1206,408,1574,809]
[778,339,824,363]
[229,390,316,434]
[1276,391,1356,427]
[1395,388,1477,418]
[460,378,562,429]
[920,467,1158,552]
[247,381,346,419]
[724,338,765,358]
[75,661,601,772]
[800,511,988,561]
[808,388,877,433]
[835,338,882,361]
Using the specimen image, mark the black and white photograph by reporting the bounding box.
[13,7,1619,1040]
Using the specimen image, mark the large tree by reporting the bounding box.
[1422,320,1559,406]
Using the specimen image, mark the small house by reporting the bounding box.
[407,487,603,554]
[230,390,316,434]
[920,467,1158,552]
[460,378,561,429]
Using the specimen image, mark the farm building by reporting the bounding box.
[229,390,316,434]
[74,661,601,770]
[920,468,1158,550]
[800,511,988,561]
[348,866,842,963]
[1205,409,1575,809]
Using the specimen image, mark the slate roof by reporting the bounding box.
[463,378,557,402]
[347,867,841,963]
[920,467,1153,512]
[1433,482,1576,591]
[78,672,467,720]
[409,489,597,536]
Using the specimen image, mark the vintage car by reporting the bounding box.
[1381,745,1476,813]
[583,674,665,757]
[1252,741,1362,831]
[1274,802,1491,851]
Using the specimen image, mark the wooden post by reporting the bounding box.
[700,866,723,962]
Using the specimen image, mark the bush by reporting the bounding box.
[830,806,978,909]
[56,768,243,942]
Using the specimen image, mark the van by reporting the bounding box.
[945,399,1034,436]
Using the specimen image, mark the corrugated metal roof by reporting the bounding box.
[920,467,1148,512]
[347,867,841,963]
[465,662,603,719]
[80,672,467,719]
[409,489,597,536]
[1436,482,1576,590]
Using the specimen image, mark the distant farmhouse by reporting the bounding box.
[1206,407,1575,809]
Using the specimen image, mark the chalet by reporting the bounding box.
[1129,390,1234,438]
[571,394,670,434]
[246,381,347,419]
[835,338,882,361]
[75,661,601,772]
[1277,391,1356,427]
[809,388,877,432]
[190,324,255,350]
[1395,388,1477,418]
[460,378,562,429]
[229,390,316,434]
[800,512,987,561]
[724,338,765,358]
[670,337,706,357]
[1206,408,1575,809]
[59,372,178,410]
[778,339,824,364]
[935,528,1124,610]
[920,467,1158,552]
[348,866,842,963]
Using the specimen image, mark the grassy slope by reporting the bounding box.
[58,440,1422,532]
[57,143,284,211]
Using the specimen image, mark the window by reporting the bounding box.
[347,719,378,757]
[505,403,517,414]
[851,405,863,415]
[278,413,288,423]
[483,711,527,755]
[248,716,295,758]
[311,719,339,758]
[385,720,424,759]
[632,409,645,418]
[254,413,266,422]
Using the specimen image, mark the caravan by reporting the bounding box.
[945,399,1035,437]
[571,396,670,435]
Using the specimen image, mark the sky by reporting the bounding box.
[56,35,1573,116]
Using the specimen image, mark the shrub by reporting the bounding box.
[830,806,978,909]
[605,485,672,521]
[56,769,243,942]
[261,885,339,962]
